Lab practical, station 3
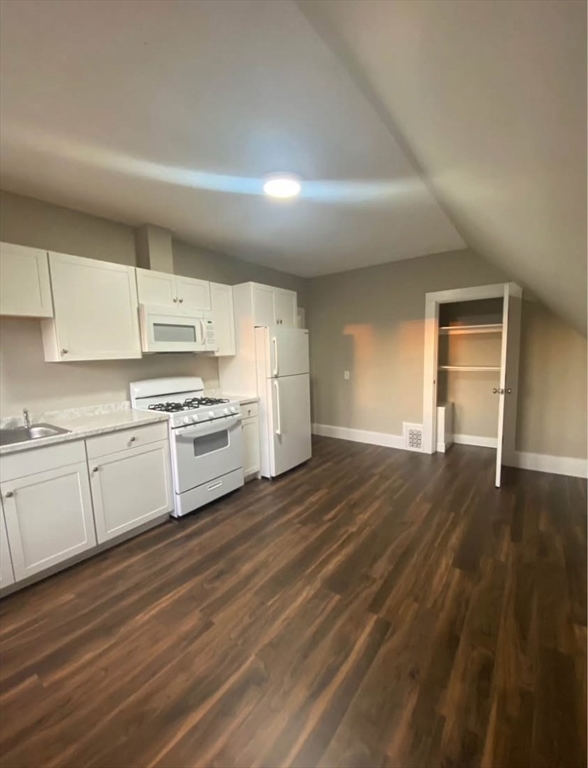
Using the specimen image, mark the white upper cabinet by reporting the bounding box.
[176,276,211,311]
[42,252,142,362]
[274,288,297,327]
[136,268,211,311]
[210,282,236,356]
[136,268,176,306]
[252,284,276,326]
[252,284,297,327]
[0,242,53,318]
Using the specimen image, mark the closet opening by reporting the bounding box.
[422,283,522,487]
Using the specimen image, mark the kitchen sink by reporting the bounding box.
[0,423,71,447]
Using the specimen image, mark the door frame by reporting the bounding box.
[422,282,520,455]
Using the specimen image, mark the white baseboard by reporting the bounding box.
[453,434,498,448]
[313,423,587,479]
[312,423,404,450]
[508,452,588,479]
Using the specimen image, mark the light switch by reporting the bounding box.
[344,371,350,380]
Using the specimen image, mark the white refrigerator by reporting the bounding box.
[255,326,312,478]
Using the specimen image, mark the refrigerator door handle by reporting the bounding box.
[274,380,282,436]
[272,336,279,376]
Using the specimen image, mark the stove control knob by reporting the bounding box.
[224,408,230,415]
[182,416,192,425]
[208,411,215,418]
[230,406,237,414]
[192,414,198,422]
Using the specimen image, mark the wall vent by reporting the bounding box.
[403,422,424,452]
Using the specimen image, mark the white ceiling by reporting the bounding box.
[299,0,587,334]
[1,0,585,334]
[0,0,464,277]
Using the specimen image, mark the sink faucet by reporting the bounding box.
[23,408,30,428]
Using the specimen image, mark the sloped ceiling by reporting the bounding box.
[299,0,587,334]
[0,0,464,277]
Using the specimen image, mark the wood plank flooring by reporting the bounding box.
[0,437,585,768]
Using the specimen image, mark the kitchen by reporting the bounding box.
[0,2,586,767]
[0,233,312,586]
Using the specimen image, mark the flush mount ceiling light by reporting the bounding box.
[263,173,302,199]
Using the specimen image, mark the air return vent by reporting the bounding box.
[403,423,424,452]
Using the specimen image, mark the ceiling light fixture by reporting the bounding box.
[263,173,302,199]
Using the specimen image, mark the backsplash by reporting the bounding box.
[0,318,220,417]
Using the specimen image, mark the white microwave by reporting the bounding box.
[139,304,216,353]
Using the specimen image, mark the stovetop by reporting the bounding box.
[129,378,241,427]
[148,397,230,413]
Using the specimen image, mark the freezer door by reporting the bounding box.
[268,373,311,477]
[268,327,309,378]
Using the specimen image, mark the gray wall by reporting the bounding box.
[173,240,306,306]
[306,249,587,459]
[0,190,304,415]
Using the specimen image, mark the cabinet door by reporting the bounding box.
[90,441,172,543]
[242,417,260,477]
[136,268,177,307]
[275,289,297,327]
[252,284,276,326]
[2,462,96,581]
[0,502,15,588]
[210,282,235,356]
[0,242,53,318]
[177,276,211,311]
[44,252,142,361]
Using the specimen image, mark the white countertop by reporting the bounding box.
[0,404,168,456]
[223,394,259,405]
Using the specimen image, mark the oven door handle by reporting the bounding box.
[175,416,240,439]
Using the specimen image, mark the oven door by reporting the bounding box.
[139,305,205,353]
[171,415,243,493]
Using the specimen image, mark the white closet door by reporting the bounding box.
[495,283,523,487]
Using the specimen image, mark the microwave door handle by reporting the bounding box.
[272,336,279,376]
[274,380,282,436]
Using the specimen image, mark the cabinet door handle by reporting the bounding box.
[92,467,99,473]
[179,298,184,303]
[4,491,14,498]
[61,349,68,355]
[173,297,178,303]
[129,436,136,442]
[506,388,512,394]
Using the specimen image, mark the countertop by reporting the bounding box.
[0,404,168,456]
[223,394,259,406]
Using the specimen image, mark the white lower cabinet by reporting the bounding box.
[0,503,15,588]
[1,462,96,581]
[241,403,260,480]
[90,440,172,543]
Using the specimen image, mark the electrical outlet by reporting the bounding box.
[344,371,350,380]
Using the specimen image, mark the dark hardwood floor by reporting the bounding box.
[0,437,586,768]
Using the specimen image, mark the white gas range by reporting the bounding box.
[130,377,244,518]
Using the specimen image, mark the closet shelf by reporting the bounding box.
[439,324,503,335]
[439,365,501,372]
